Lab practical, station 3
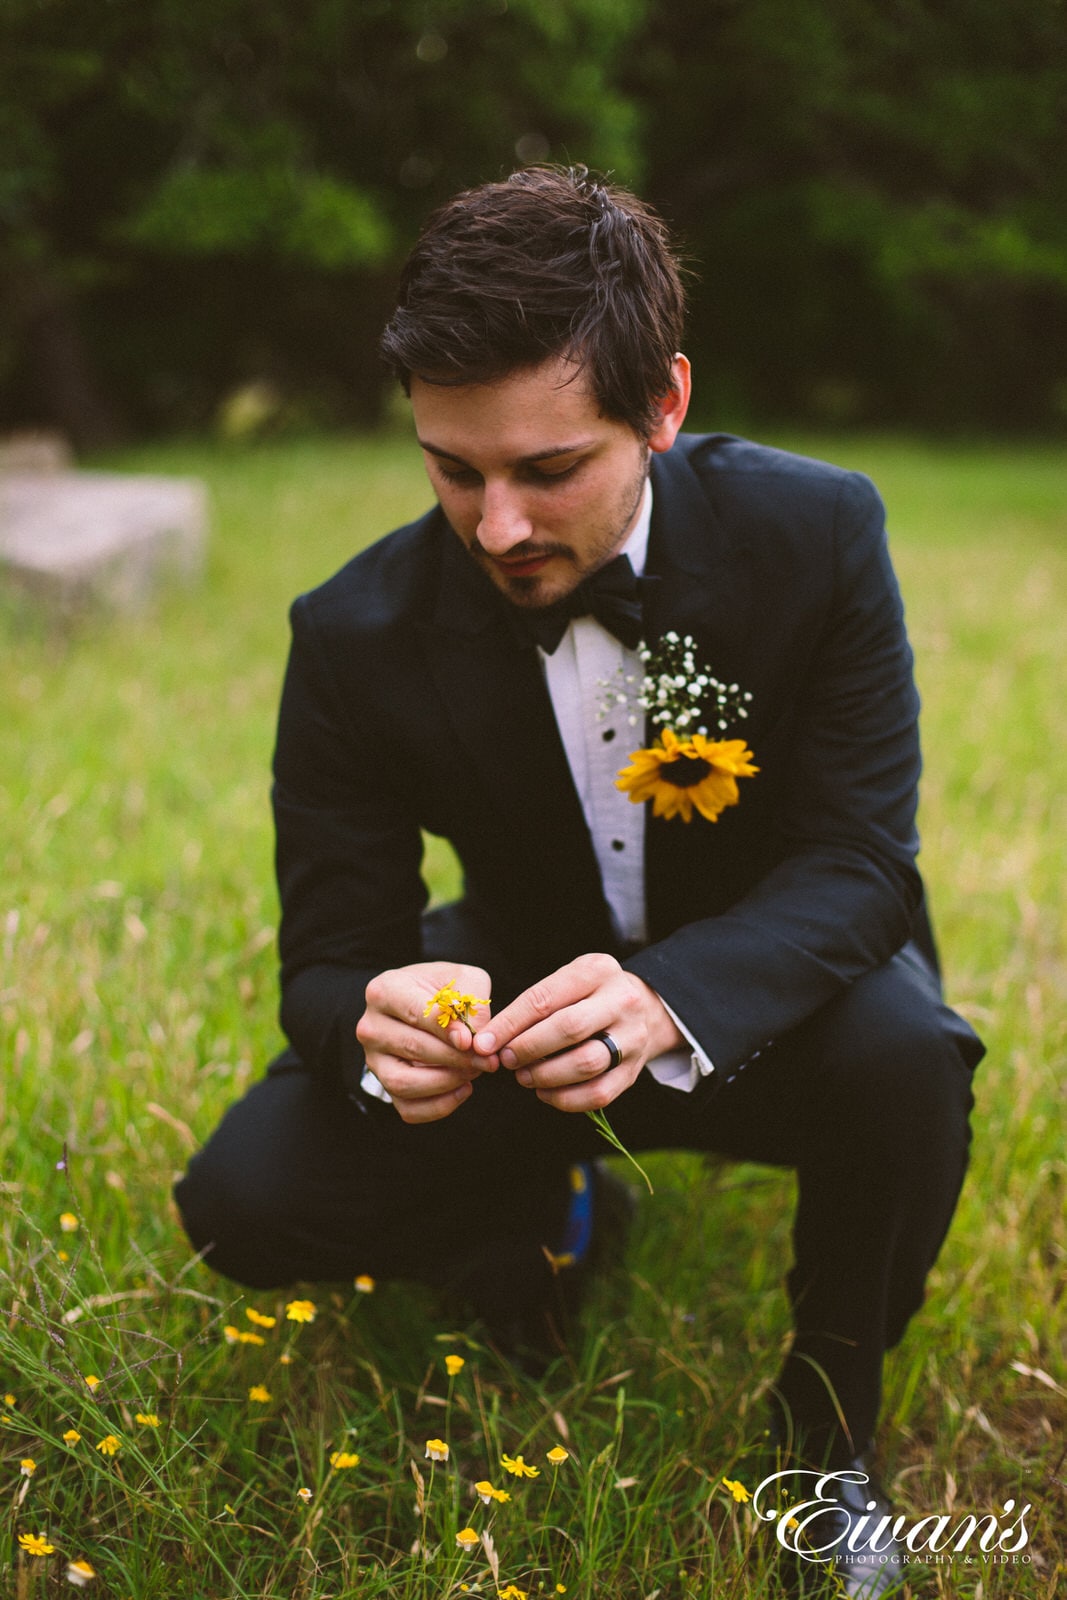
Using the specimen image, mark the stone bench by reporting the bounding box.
[0,470,208,611]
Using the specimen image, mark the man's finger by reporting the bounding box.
[393,1081,473,1124]
[473,953,619,1055]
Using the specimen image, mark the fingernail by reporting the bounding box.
[501,1048,516,1068]
[516,1068,532,1087]
[454,1082,472,1102]
[477,1032,496,1052]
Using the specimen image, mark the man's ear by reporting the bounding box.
[646,354,692,454]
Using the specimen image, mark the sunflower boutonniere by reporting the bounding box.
[603,632,758,823]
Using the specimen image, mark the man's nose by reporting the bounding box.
[477,481,532,554]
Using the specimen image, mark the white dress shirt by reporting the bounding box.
[541,481,714,1093]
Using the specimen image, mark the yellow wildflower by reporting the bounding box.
[134,1413,159,1428]
[83,1374,100,1390]
[95,1435,121,1456]
[456,1527,480,1551]
[329,1451,360,1469]
[445,1354,466,1376]
[222,1325,241,1344]
[63,1429,81,1445]
[279,1353,293,1365]
[66,1558,97,1585]
[501,1452,539,1479]
[722,1476,750,1503]
[546,1446,569,1464]
[245,1308,277,1328]
[616,729,758,824]
[285,1299,316,1323]
[238,1330,265,1345]
[497,1587,528,1600]
[475,1479,511,1504]
[3,1393,15,1406]
[297,1486,313,1502]
[556,1588,567,1595]
[59,1212,79,1233]
[20,1458,37,1476]
[248,1385,272,1403]
[17,1532,55,1556]
[354,1274,375,1293]
[57,1250,70,1262]
[423,980,488,1029]
[424,1438,449,1462]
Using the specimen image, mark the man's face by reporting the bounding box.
[410,356,685,609]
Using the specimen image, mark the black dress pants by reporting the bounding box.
[175,938,981,1461]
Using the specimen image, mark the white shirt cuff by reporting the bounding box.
[644,999,715,1093]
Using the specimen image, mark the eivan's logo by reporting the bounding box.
[753,1469,1033,1565]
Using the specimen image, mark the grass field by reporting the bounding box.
[2,430,1065,1597]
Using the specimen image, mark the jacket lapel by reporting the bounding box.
[643,444,755,940]
[416,522,615,957]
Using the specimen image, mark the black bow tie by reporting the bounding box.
[513,553,657,653]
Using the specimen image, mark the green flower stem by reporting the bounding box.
[585,1109,654,1194]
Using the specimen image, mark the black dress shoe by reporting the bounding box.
[754,1455,910,1597]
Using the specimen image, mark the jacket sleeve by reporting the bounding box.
[271,592,428,1088]
[625,469,926,1074]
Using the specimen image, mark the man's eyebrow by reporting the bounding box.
[417,438,596,466]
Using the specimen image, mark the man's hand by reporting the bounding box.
[472,952,684,1112]
[356,962,496,1124]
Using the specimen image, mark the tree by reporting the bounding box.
[0,0,644,443]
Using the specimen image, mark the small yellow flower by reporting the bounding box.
[501,1452,539,1479]
[134,1413,159,1428]
[222,1324,241,1344]
[20,1458,37,1476]
[63,1429,81,1445]
[475,1479,512,1504]
[423,980,488,1029]
[722,1476,750,1503]
[354,1274,375,1294]
[238,1330,265,1345]
[497,1586,528,1600]
[445,1354,466,1376]
[297,1486,313,1502]
[456,1527,480,1551]
[248,1385,272,1403]
[59,1212,80,1233]
[616,728,758,824]
[546,1446,569,1465]
[424,1438,449,1462]
[279,1353,293,1365]
[83,1374,100,1391]
[66,1558,97,1586]
[556,1587,567,1595]
[4,1393,15,1406]
[245,1308,277,1328]
[57,1250,70,1262]
[285,1299,316,1323]
[95,1435,121,1456]
[329,1450,361,1469]
[17,1532,55,1556]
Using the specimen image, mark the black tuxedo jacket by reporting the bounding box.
[272,433,940,1094]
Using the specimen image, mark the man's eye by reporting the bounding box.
[437,464,481,486]
[527,462,579,484]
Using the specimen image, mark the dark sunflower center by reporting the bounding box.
[658,755,712,788]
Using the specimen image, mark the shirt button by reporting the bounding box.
[611,839,625,852]
[601,727,616,742]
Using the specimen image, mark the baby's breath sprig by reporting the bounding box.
[600,632,752,737]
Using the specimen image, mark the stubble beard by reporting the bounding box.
[471,450,650,611]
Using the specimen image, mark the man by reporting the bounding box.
[176,167,982,1596]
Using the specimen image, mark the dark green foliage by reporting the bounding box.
[1,0,1065,439]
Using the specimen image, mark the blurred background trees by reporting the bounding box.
[1,0,1064,446]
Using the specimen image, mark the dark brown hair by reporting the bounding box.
[380,166,686,437]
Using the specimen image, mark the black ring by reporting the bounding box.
[592,1030,623,1073]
